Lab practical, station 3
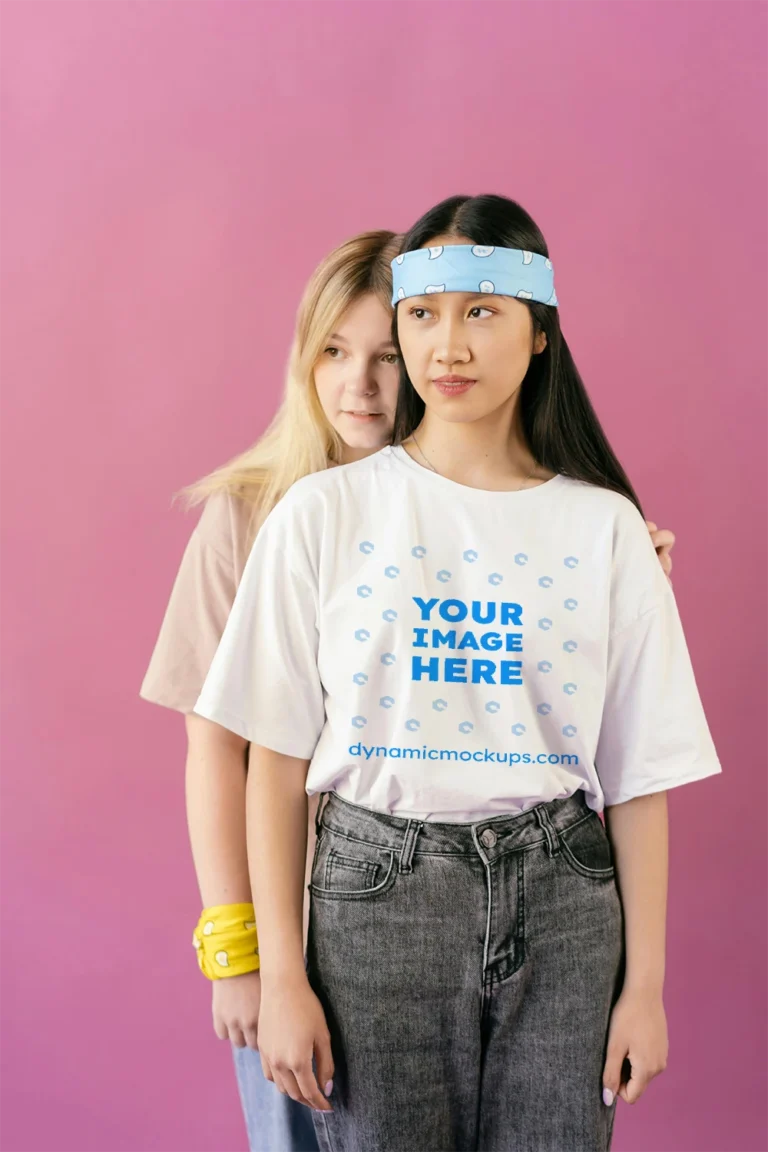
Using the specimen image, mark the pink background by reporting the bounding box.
[1,2,765,1150]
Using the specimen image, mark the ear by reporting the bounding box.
[532,329,548,356]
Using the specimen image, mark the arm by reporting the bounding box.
[141,493,267,1048]
[601,792,669,1105]
[247,746,333,1113]
[596,506,719,1107]
[185,714,261,1049]
[186,714,251,906]
[192,489,332,1108]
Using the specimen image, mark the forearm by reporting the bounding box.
[185,714,251,907]
[605,791,669,994]
[247,746,309,981]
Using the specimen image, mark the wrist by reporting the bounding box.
[622,973,665,1000]
[259,962,309,988]
[193,903,259,980]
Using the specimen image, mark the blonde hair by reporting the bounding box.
[185,230,401,541]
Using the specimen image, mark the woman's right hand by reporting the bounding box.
[258,973,334,1112]
[212,970,261,1050]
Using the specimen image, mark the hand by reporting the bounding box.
[645,520,675,584]
[212,970,261,1050]
[258,972,334,1113]
[602,988,668,1106]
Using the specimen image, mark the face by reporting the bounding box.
[313,293,399,454]
[396,236,547,424]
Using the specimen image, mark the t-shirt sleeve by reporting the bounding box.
[140,496,242,714]
[193,492,325,759]
[595,507,721,806]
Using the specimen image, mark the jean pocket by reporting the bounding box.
[558,812,616,879]
[310,833,397,901]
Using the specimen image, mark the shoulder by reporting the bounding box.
[272,451,393,515]
[554,476,651,543]
[554,477,662,603]
[554,475,642,520]
[564,480,672,632]
[254,452,394,562]
[192,488,257,570]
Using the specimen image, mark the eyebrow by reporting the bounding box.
[327,333,396,350]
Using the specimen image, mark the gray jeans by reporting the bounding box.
[307,792,624,1152]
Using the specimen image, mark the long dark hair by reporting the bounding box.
[391,194,642,514]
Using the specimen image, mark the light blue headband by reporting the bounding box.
[391,244,558,308]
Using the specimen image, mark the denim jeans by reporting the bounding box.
[232,1043,320,1152]
[308,791,624,1152]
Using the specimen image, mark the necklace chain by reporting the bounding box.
[409,431,539,492]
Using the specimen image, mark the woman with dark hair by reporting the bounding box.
[194,194,720,1151]
[391,194,643,508]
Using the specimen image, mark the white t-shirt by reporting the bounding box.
[195,446,721,820]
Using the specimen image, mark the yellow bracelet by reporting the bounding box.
[192,902,260,980]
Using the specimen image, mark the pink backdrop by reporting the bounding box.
[1,2,765,1150]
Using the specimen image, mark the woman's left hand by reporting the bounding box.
[646,520,675,583]
[602,988,669,1106]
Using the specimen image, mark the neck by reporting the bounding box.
[340,445,379,465]
[409,397,543,489]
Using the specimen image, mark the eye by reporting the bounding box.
[324,346,344,359]
[408,307,432,320]
[381,352,399,365]
[468,306,494,319]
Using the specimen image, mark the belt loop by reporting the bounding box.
[534,804,561,858]
[314,793,329,835]
[398,819,423,873]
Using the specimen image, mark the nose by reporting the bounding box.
[433,315,470,367]
[346,363,379,397]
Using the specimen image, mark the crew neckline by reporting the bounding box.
[387,444,565,501]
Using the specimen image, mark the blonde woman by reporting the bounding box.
[140,229,676,1152]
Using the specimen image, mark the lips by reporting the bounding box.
[431,375,477,397]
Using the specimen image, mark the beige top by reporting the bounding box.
[141,491,255,713]
[141,489,318,923]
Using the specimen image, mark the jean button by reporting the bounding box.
[480,828,497,849]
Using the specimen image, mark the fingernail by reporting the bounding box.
[603,1087,614,1107]
[324,1080,333,1097]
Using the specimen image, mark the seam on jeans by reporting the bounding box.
[327,852,377,874]
[324,852,379,892]
[315,792,330,834]
[516,848,525,966]
[411,837,551,859]
[318,826,397,852]
[559,839,616,878]
[480,856,493,992]
[486,837,549,861]
[534,805,561,856]
[488,851,527,990]
[318,824,561,861]
[230,1045,259,1151]
[557,810,596,836]
[398,819,423,873]
[318,825,552,857]
[312,849,396,899]
[310,828,324,882]
[317,1107,334,1152]
[606,1096,617,1149]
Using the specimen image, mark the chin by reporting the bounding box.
[343,428,392,450]
[432,402,493,425]
[431,389,517,425]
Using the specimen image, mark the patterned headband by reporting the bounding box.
[391,244,557,308]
